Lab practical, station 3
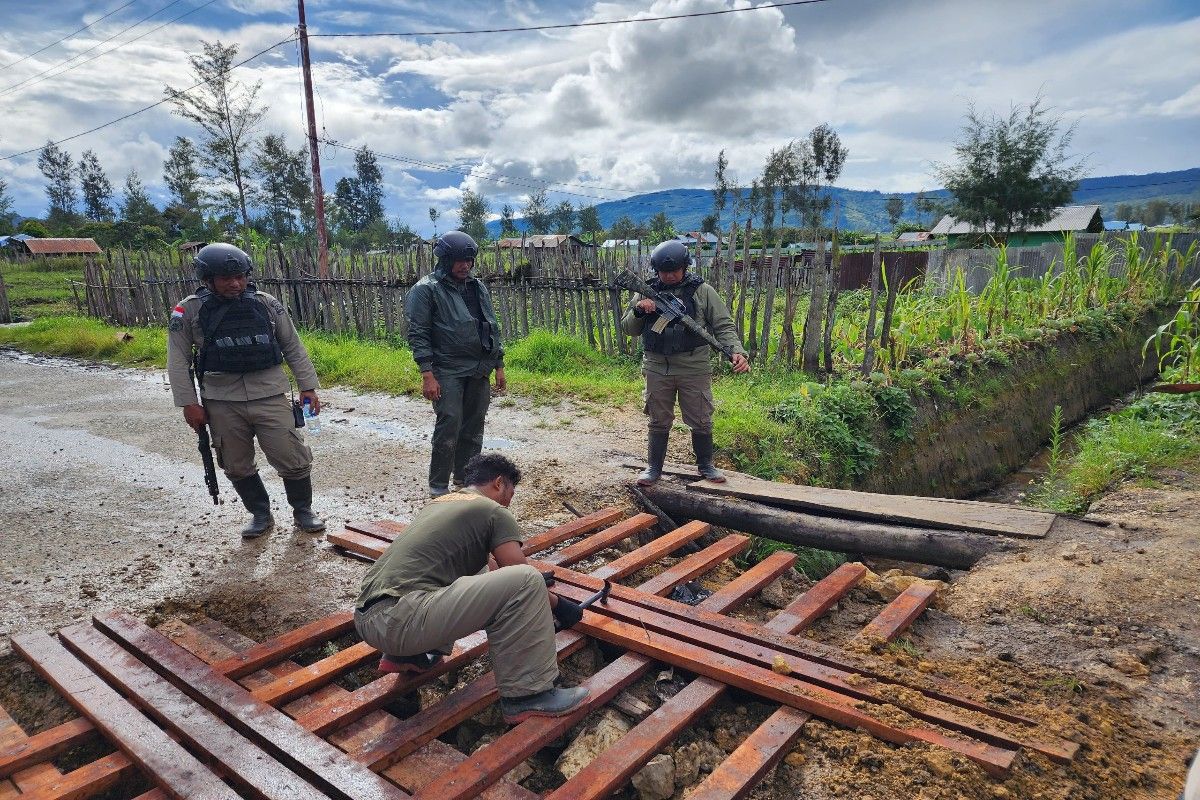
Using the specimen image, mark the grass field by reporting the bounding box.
[0,259,84,318]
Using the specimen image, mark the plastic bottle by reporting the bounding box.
[303,398,321,435]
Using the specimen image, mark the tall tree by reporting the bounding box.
[609,215,638,240]
[712,148,730,227]
[933,97,1084,237]
[428,207,440,237]
[577,204,601,243]
[913,190,935,226]
[0,176,15,232]
[521,188,551,234]
[163,136,205,229]
[459,188,490,242]
[798,123,848,233]
[251,133,312,240]
[647,211,675,244]
[37,140,77,228]
[120,170,160,227]
[884,196,904,228]
[164,40,268,234]
[499,203,518,237]
[333,146,386,237]
[552,200,575,235]
[78,150,115,221]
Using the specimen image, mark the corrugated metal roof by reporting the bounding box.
[496,235,592,249]
[22,237,103,255]
[931,205,1102,235]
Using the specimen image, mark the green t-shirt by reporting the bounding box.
[356,490,522,610]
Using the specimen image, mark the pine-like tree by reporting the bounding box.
[37,140,77,229]
[78,150,115,221]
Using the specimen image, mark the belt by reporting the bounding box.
[359,594,399,614]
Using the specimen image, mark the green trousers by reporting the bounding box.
[206,394,312,481]
[353,564,559,697]
[429,372,491,490]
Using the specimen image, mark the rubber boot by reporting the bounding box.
[231,473,275,538]
[283,476,326,533]
[692,430,726,483]
[637,431,670,487]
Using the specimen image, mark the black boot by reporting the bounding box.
[283,476,326,533]
[637,431,670,487]
[231,473,275,538]
[692,431,726,483]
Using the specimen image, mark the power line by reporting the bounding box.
[0,35,298,161]
[0,0,139,72]
[0,0,202,98]
[308,0,834,39]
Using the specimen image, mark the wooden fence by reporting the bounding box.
[0,268,10,324]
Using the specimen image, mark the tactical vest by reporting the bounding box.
[196,287,283,374]
[641,275,710,356]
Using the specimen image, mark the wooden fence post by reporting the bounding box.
[861,234,883,375]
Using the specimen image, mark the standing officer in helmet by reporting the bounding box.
[405,231,505,497]
[166,243,325,538]
[621,239,750,486]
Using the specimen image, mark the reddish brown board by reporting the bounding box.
[589,520,710,580]
[520,507,625,555]
[327,530,389,559]
[0,701,66,796]
[212,612,354,679]
[93,612,411,800]
[685,707,811,800]
[858,584,938,643]
[11,631,241,800]
[764,562,868,633]
[15,751,137,800]
[59,623,332,800]
[541,513,658,566]
[634,534,750,597]
[0,717,94,780]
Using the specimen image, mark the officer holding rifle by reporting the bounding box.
[620,239,750,487]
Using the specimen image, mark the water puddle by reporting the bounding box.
[332,416,517,449]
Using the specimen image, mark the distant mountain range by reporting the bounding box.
[487,167,1200,236]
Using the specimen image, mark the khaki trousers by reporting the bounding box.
[643,370,715,435]
[353,564,558,697]
[206,394,313,481]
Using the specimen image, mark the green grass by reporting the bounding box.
[1028,378,1200,513]
[734,534,846,580]
[0,259,85,318]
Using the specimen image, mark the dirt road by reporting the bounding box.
[0,349,635,656]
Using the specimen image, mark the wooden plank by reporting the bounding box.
[764,562,868,633]
[573,613,1017,776]
[93,612,411,800]
[541,514,658,566]
[0,718,94,779]
[701,551,798,611]
[0,701,65,796]
[57,623,330,800]
[211,612,354,679]
[414,653,649,800]
[345,520,407,542]
[543,573,1077,764]
[14,752,137,800]
[685,708,810,800]
[164,620,534,800]
[328,530,388,559]
[251,641,379,706]
[858,584,938,643]
[688,475,1054,538]
[426,552,802,800]
[520,507,625,555]
[589,520,710,581]
[634,534,750,597]
[11,631,241,800]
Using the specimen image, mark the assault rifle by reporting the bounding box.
[189,358,220,505]
[613,270,736,362]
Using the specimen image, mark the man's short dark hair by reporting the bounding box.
[463,453,522,487]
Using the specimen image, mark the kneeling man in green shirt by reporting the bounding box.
[354,453,589,723]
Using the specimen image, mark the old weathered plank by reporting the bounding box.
[94,612,411,800]
[687,474,1054,538]
[0,701,67,796]
[327,529,390,559]
[14,752,137,800]
[12,631,241,800]
[58,623,330,800]
[0,717,94,780]
[211,612,354,679]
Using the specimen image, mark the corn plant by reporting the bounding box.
[1144,279,1200,383]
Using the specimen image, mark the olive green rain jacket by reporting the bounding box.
[405,269,504,378]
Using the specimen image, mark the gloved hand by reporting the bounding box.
[552,597,584,631]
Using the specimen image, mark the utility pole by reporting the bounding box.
[297,0,329,278]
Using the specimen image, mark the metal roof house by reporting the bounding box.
[601,239,640,248]
[931,205,1104,247]
[496,235,594,254]
[8,237,103,256]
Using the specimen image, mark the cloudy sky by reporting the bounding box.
[1,0,1197,232]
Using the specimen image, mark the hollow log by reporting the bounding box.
[641,482,1011,570]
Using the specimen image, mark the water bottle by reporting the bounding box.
[303,398,321,435]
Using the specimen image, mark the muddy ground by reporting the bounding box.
[1,348,1197,799]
